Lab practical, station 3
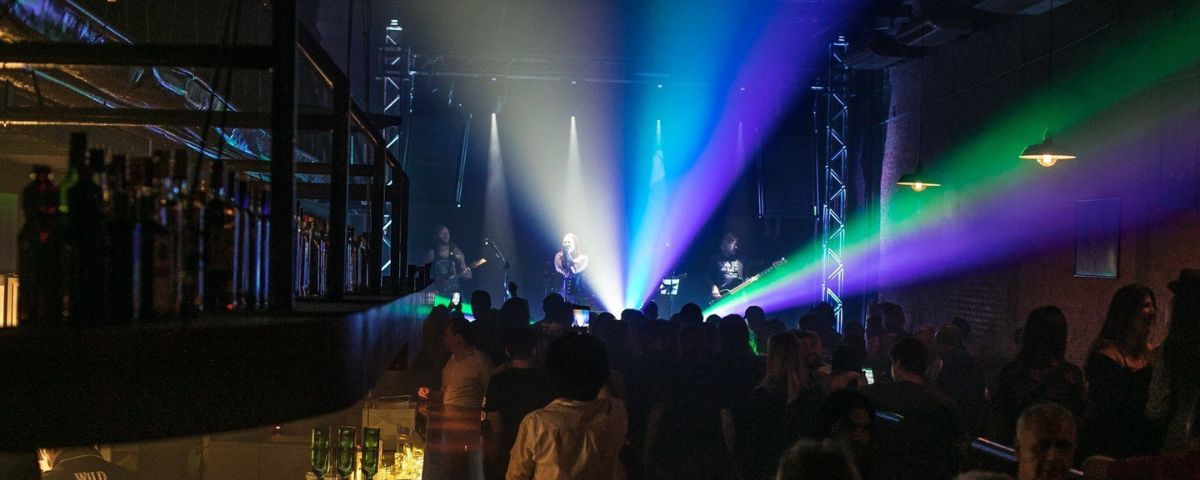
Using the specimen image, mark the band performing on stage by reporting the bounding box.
[421,226,775,310]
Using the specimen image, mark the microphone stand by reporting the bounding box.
[485,239,511,300]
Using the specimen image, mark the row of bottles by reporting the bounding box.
[17,133,272,325]
[293,214,372,298]
[17,133,378,326]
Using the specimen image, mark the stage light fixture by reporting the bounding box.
[1019,132,1075,167]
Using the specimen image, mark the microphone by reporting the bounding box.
[483,237,492,246]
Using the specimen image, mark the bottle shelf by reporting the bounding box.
[0,0,416,450]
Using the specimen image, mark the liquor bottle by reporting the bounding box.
[228,173,244,309]
[175,149,204,318]
[160,152,182,317]
[66,149,112,325]
[58,132,87,320]
[247,184,263,310]
[257,187,271,310]
[294,208,306,296]
[300,214,313,297]
[358,232,370,291]
[108,155,135,322]
[18,165,62,326]
[235,177,257,310]
[59,132,86,214]
[160,151,184,318]
[132,154,175,321]
[203,160,238,312]
[321,220,330,296]
[307,216,322,297]
[315,218,328,296]
[348,228,355,294]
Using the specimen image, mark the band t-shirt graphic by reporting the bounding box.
[710,254,746,292]
[432,251,460,294]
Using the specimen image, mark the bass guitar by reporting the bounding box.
[711,257,788,304]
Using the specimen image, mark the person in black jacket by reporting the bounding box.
[40,446,137,480]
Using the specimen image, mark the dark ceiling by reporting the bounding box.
[359,0,866,82]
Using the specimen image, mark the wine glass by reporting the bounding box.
[362,427,380,479]
[336,426,356,479]
[310,427,330,478]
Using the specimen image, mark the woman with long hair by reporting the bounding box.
[761,333,814,403]
[553,232,590,304]
[1081,284,1161,458]
[740,333,824,480]
[988,306,1086,445]
[1147,270,1200,451]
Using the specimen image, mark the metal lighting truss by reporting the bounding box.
[816,35,850,332]
[379,20,412,274]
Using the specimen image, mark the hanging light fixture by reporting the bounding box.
[1020,0,1076,167]
[1020,130,1076,167]
[897,59,940,192]
[897,163,941,192]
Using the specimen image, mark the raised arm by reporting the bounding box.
[571,254,589,274]
[554,252,568,276]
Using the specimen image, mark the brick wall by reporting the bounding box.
[879,0,1200,364]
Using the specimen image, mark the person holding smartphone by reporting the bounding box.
[417,316,494,408]
[572,307,590,329]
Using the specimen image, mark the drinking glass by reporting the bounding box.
[311,427,330,477]
[336,426,356,479]
[362,427,380,479]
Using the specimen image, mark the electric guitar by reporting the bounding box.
[712,257,787,304]
[432,258,487,293]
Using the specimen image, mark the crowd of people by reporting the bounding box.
[409,269,1200,480]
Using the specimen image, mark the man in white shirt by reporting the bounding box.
[507,333,627,480]
[419,316,494,408]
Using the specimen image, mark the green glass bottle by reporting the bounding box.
[18,165,62,326]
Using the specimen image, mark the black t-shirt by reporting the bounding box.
[709,253,746,291]
[864,381,964,480]
[44,451,138,480]
[483,366,557,447]
[740,384,825,479]
[429,245,463,294]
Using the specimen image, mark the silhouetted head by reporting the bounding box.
[546,333,610,401]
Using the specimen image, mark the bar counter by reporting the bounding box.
[0,294,429,450]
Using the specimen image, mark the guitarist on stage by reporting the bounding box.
[425,225,473,297]
[709,232,746,300]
